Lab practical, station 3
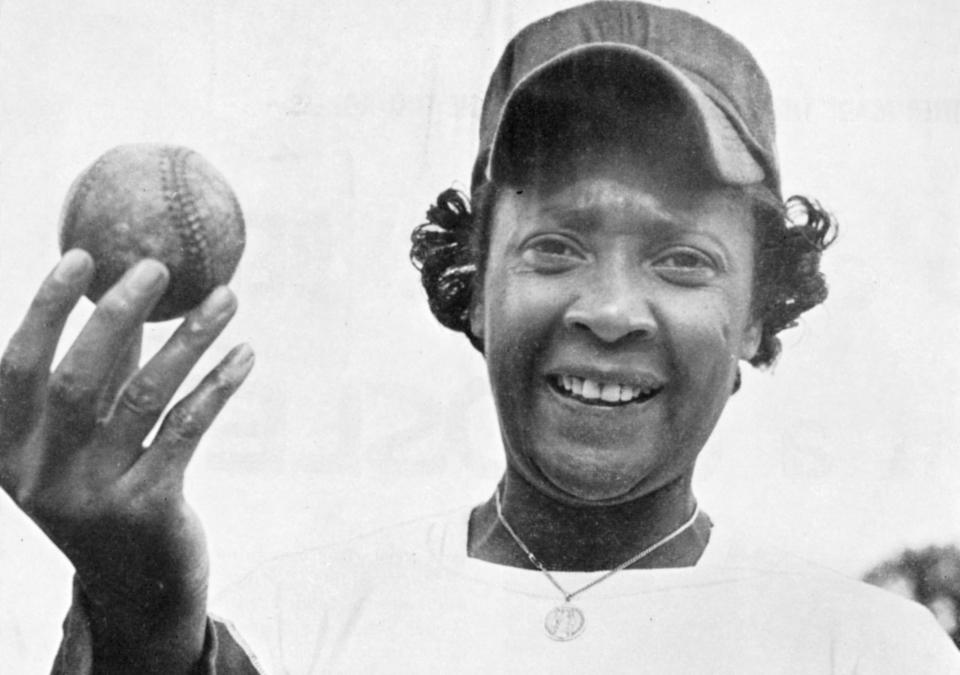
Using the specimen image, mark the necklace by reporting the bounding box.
[494,489,701,641]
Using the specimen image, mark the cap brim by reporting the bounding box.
[486,43,765,188]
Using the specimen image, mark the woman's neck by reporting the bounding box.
[468,467,710,571]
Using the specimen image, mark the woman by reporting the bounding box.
[1,1,957,672]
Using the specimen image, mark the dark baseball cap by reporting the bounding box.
[472,1,780,197]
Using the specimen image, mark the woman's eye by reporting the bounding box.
[656,251,712,268]
[529,238,579,257]
[653,249,718,281]
[521,236,584,269]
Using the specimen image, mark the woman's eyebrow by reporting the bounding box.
[536,204,735,258]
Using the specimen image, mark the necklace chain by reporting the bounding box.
[494,489,701,603]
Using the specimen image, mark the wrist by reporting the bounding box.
[78,577,209,674]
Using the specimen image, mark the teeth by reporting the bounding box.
[600,383,621,402]
[555,376,659,404]
[581,379,600,399]
[571,377,583,396]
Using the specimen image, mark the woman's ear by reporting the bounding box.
[469,296,485,342]
[739,320,762,361]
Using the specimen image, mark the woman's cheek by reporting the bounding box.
[489,273,567,348]
[483,274,558,404]
[662,302,739,432]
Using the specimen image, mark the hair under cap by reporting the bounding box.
[472,1,780,197]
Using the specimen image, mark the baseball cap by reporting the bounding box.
[472,1,780,197]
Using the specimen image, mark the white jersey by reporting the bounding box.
[212,507,960,673]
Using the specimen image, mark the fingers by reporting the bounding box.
[105,287,238,448]
[46,260,169,437]
[97,326,143,421]
[0,250,94,446]
[142,343,254,479]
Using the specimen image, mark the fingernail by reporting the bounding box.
[128,260,167,293]
[229,343,255,367]
[200,286,237,319]
[54,249,92,283]
[226,343,255,380]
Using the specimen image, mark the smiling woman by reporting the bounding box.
[475,153,762,508]
[3,1,959,673]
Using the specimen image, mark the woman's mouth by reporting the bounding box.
[549,375,663,407]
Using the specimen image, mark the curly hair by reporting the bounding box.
[410,184,836,370]
[746,190,837,366]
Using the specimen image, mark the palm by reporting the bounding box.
[26,416,209,624]
[0,251,252,671]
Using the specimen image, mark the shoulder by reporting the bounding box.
[214,505,470,604]
[208,506,473,671]
[699,526,960,671]
[703,525,925,621]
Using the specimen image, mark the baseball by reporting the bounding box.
[59,144,245,321]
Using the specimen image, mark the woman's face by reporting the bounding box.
[473,147,761,506]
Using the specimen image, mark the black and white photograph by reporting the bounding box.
[1,1,958,671]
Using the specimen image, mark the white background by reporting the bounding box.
[1,0,958,669]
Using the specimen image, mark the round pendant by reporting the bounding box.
[544,603,585,641]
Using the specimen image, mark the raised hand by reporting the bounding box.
[0,250,254,673]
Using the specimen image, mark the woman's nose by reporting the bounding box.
[562,270,657,344]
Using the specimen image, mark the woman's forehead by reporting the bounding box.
[508,145,751,215]
[491,168,757,247]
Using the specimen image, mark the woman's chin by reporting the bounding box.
[533,464,644,506]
